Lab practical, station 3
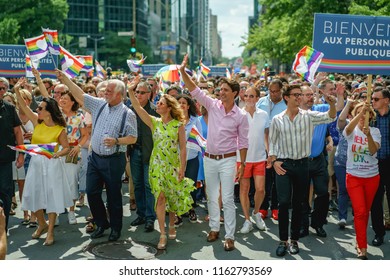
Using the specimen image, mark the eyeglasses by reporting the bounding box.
[304,93,314,97]
[86,90,95,94]
[199,87,208,90]
[372,97,384,102]
[360,95,367,99]
[269,89,281,94]
[288,93,303,98]
[37,106,45,111]
[135,90,148,95]
[240,86,247,90]
[53,91,63,95]
[0,87,6,91]
[244,94,256,98]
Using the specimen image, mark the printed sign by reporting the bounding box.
[313,13,390,74]
[0,44,58,78]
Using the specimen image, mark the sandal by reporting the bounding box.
[157,234,167,250]
[9,208,16,215]
[28,221,38,228]
[11,202,17,210]
[168,226,176,240]
[86,222,96,233]
[21,215,31,225]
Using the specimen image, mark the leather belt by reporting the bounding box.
[204,152,236,160]
[308,154,322,161]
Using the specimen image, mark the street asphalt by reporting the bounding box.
[4,183,390,260]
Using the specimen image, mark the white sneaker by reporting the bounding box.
[252,211,266,231]
[337,218,346,229]
[68,211,77,225]
[239,220,253,234]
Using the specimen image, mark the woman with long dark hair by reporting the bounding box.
[175,94,202,225]
[14,78,73,246]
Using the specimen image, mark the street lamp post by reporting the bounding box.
[186,21,200,68]
[87,36,105,61]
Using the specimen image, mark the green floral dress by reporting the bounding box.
[149,117,195,216]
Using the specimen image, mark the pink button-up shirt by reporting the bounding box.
[190,87,249,154]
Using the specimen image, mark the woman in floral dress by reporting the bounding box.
[128,76,195,250]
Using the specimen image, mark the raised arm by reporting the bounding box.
[32,67,50,98]
[344,103,367,136]
[14,78,39,126]
[127,76,153,130]
[337,98,355,131]
[178,54,197,92]
[335,82,345,112]
[55,69,85,106]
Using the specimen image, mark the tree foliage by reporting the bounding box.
[0,0,68,43]
[245,0,390,69]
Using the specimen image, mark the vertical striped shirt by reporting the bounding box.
[269,108,336,160]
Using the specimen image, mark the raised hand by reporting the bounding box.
[179,54,188,72]
[128,75,140,92]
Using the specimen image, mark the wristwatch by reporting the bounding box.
[241,162,246,167]
[271,159,276,165]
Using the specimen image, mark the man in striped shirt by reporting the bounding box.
[269,84,336,257]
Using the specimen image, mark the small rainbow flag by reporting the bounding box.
[95,60,106,79]
[260,68,266,80]
[292,46,324,83]
[226,68,231,80]
[187,126,206,155]
[42,28,60,55]
[59,46,84,78]
[199,59,210,78]
[25,54,40,78]
[24,34,48,61]
[127,54,147,73]
[76,55,94,72]
[8,143,57,159]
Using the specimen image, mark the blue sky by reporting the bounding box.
[209,0,254,58]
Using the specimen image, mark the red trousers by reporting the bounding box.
[346,173,380,249]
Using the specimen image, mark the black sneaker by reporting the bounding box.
[174,215,183,227]
[289,241,299,254]
[188,209,197,223]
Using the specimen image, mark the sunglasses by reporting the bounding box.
[87,90,95,94]
[240,87,247,90]
[199,87,209,90]
[244,94,256,98]
[372,97,383,102]
[135,90,148,95]
[0,87,6,91]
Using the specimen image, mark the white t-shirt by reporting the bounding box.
[237,108,269,163]
[343,126,381,178]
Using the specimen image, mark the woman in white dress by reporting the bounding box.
[14,78,73,246]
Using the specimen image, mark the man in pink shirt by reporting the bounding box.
[179,55,249,251]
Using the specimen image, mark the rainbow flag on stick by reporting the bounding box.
[42,28,60,55]
[76,55,94,72]
[187,126,206,155]
[25,54,40,78]
[59,46,84,78]
[95,60,106,79]
[127,54,146,73]
[199,59,210,78]
[292,46,324,83]
[24,34,48,61]
[8,143,57,159]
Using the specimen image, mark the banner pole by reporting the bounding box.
[364,74,373,128]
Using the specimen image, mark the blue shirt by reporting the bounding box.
[84,95,137,155]
[310,104,329,158]
[256,96,287,124]
[374,110,390,160]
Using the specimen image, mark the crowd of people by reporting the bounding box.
[0,55,389,260]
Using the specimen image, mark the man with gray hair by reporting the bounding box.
[56,70,137,242]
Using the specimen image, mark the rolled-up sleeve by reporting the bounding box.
[190,87,215,111]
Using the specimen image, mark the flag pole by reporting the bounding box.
[364,74,373,128]
[49,51,58,69]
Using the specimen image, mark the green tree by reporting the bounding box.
[0,18,20,44]
[245,0,389,71]
[0,0,68,43]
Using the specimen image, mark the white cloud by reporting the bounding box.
[209,0,254,58]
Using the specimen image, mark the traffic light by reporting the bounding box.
[130,37,136,57]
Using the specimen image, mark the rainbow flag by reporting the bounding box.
[42,28,60,55]
[24,34,48,61]
[95,60,106,79]
[226,68,231,80]
[199,59,210,78]
[127,54,146,73]
[260,68,266,80]
[292,46,324,83]
[76,55,94,72]
[187,126,206,155]
[25,54,40,78]
[59,46,84,78]
[8,143,57,159]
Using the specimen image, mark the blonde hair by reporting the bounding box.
[19,89,32,102]
[3,92,17,106]
[161,94,185,123]
[352,101,376,121]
